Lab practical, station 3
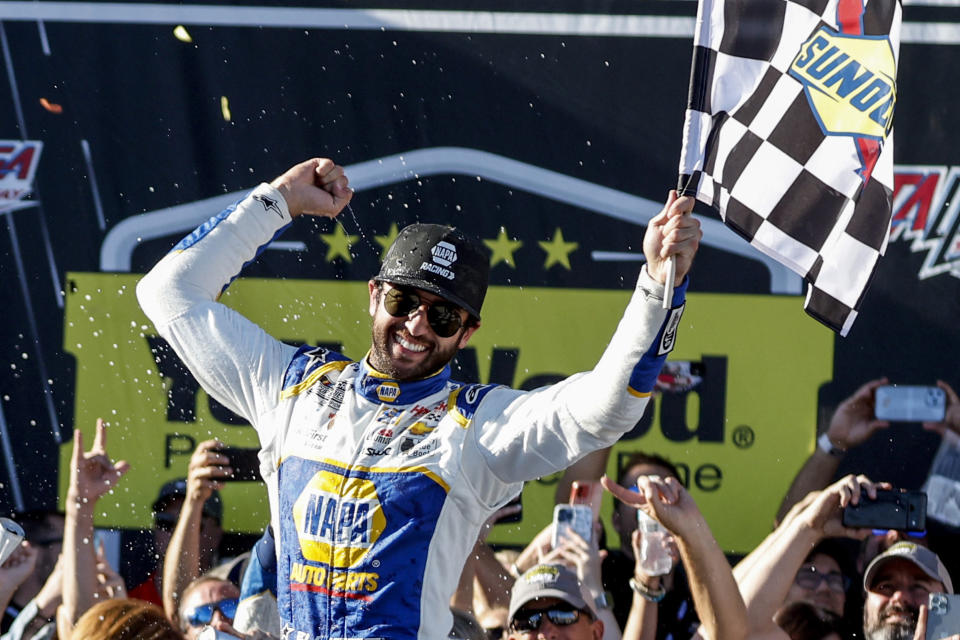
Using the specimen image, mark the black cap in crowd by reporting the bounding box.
[152,479,223,524]
[374,223,490,321]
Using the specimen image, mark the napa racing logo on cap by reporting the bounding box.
[0,140,43,214]
[420,240,458,280]
[789,27,896,141]
[376,382,400,402]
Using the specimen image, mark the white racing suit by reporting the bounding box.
[137,183,689,640]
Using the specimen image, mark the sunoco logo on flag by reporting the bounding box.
[790,28,896,140]
[0,140,43,213]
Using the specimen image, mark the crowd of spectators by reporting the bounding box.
[2,379,959,640]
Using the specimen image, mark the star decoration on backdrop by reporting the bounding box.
[538,228,578,270]
[374,223,400,260]
[483,227,523,268]
[319,225,359,263]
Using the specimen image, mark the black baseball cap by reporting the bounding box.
[373,223,490,320]
[152,479,223,524]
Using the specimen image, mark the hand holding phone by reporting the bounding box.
[213,446,262,482]
[927,593,960,640]
[875,385,947,422]
[842,488,926,532]
[551,504,593,548]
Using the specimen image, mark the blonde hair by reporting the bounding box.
[71,598,183,640]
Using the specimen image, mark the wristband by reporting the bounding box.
[629,578,666,603]
[817,433,845,457]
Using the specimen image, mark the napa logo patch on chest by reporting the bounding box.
[292,470,386,568]
[789,27,896,141]
[375,381,400,402]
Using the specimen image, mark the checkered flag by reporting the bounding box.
[678,0,901,336]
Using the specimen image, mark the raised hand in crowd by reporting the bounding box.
[57,419,130,639]
[735,474,884,640]
[0,541,37,616]
[922,380,960,438]
[602,474,745,640]
[164,439,233,622]
[776,378,891,523]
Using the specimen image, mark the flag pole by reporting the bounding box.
[663,256,675,309]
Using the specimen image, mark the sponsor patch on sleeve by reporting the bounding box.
[657,304,685,356]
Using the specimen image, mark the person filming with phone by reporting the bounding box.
[777,379,960,524]
[162,439,245,624]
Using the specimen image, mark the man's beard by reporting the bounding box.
[864,602,918,640]
[368,320,462,381]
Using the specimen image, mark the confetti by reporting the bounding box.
[220,96,232,122]
[173,25,192,43]
[39,98,63,114]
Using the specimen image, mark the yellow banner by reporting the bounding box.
[62,273,832,552]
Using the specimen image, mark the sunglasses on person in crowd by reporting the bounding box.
[184,597,239,627]
[382,285,465,338]
[509,606,588,633]
[794,565,850,593]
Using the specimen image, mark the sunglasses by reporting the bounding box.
[794,566,850,593]
[509,606,586,633]
[184,597,238,627]
[382,285,465,338]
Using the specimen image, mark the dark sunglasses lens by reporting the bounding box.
[511,612,542,632]
[547,609,580,626]
[186,604,214,627]
[427,303,462,338]
[383,288,419,317]
[219,598,239,620]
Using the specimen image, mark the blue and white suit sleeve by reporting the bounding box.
[465,266,688,489]
[136,183,298,438]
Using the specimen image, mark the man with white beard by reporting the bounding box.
[862,542,954,640]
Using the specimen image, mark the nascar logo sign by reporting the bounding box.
[790,27,896,140]
[292,470,386,568]
[0,140,43,213]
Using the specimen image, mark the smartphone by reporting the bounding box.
[214,446,262,482]
[842,488,927,532]
[875,385,946,422]
[927,593,960,640]
[570,481,603,520]
[551,504,593,547]
[0,518,25,566]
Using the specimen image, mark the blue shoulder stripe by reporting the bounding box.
[449,383,499,427]
[282,345,352,396]
[170,191,292,297]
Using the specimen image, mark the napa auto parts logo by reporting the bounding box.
[891,165,960,280]
[0,140,43,213]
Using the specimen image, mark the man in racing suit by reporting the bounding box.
[137,158,701,640]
